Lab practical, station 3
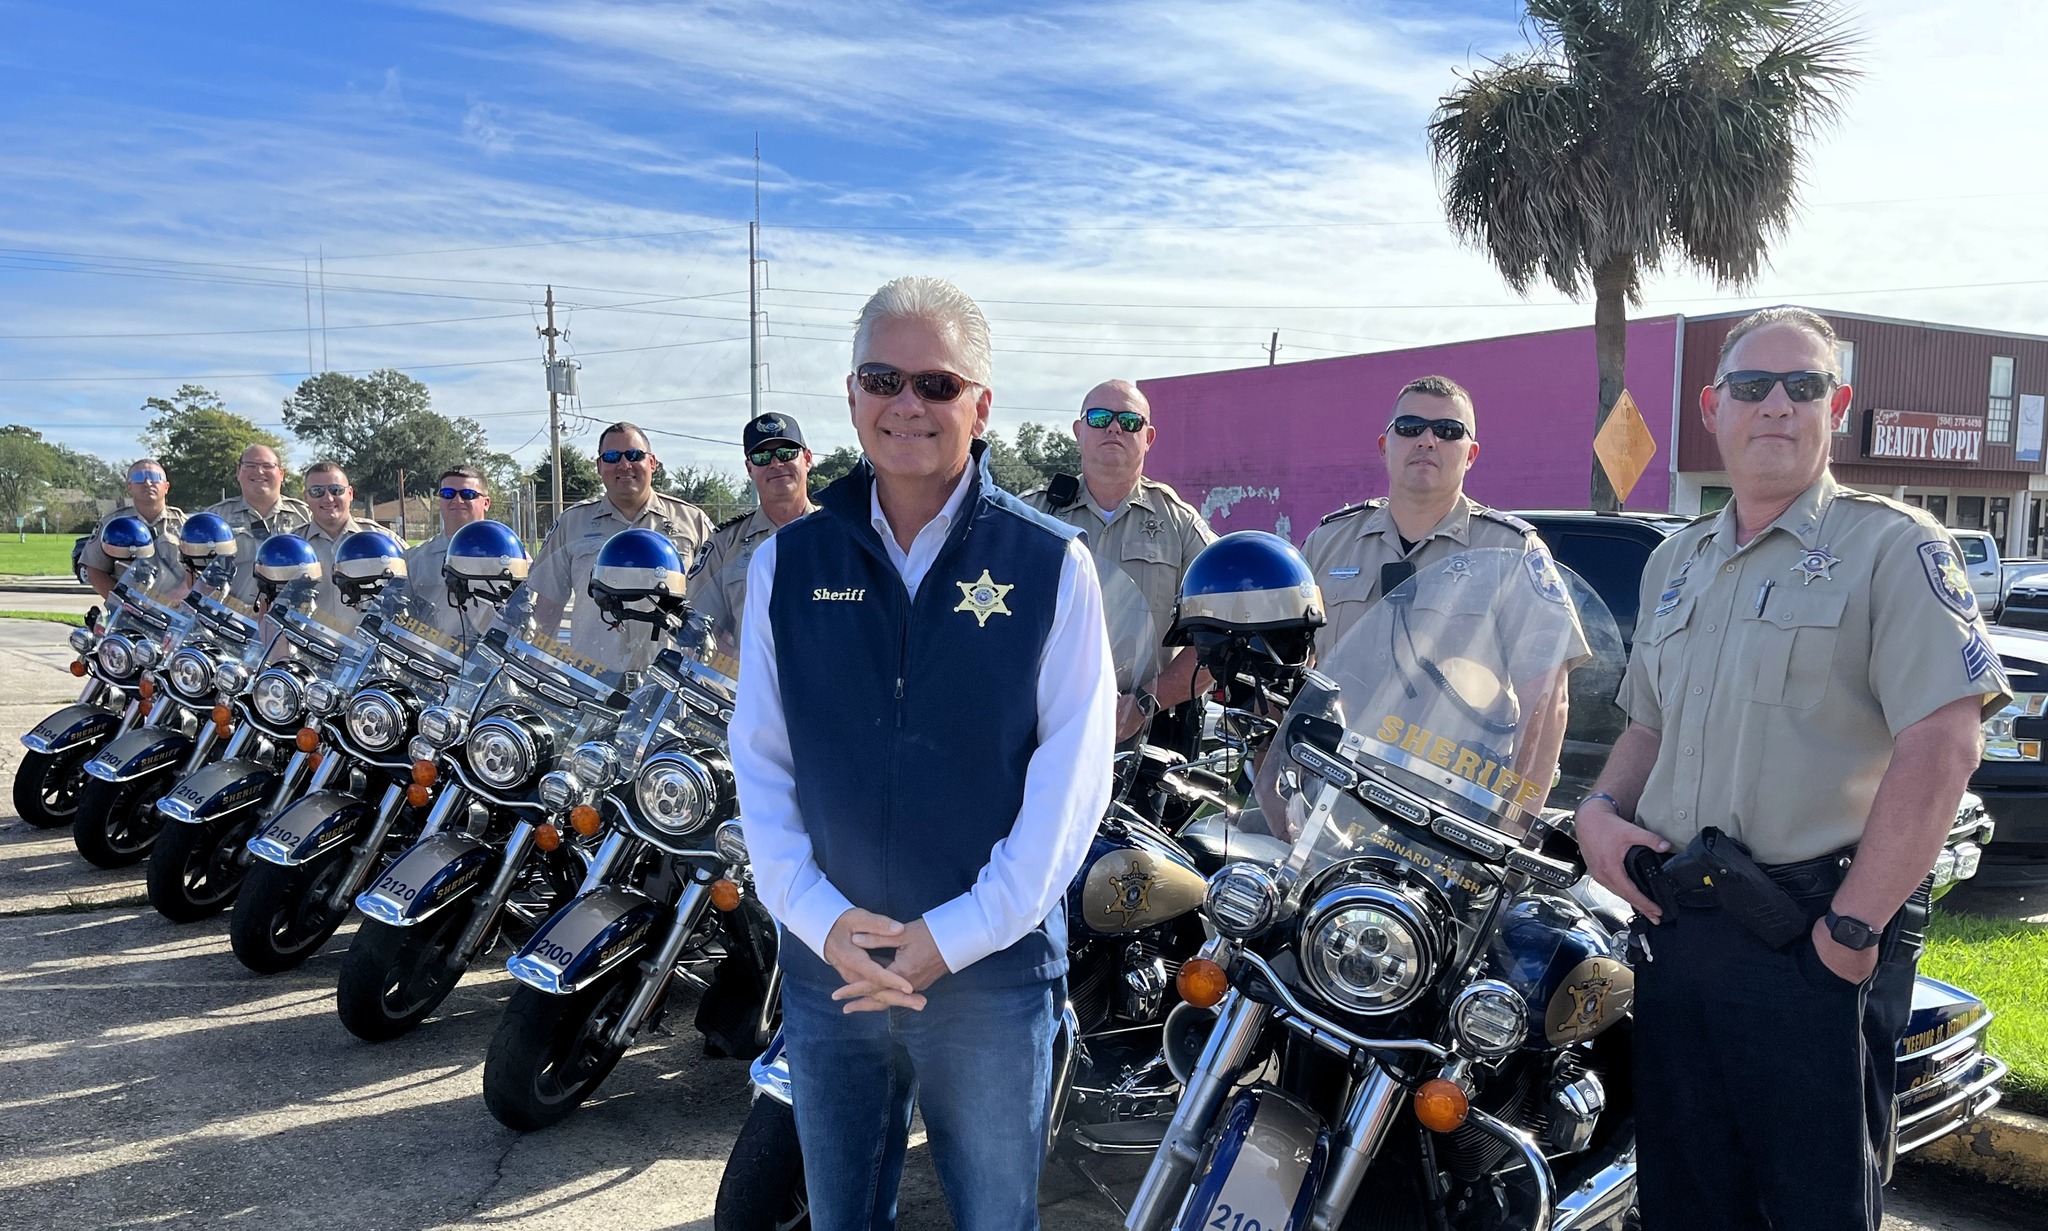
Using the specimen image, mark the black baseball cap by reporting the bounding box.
[743,413,806,454]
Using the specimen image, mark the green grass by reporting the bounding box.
[0,533,82,576]
[0,610,84,626]
[1922,908,2048,1116]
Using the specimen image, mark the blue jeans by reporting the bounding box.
[780,973,1059,1231]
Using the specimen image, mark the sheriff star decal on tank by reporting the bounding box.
[954,569,1014,626]
[1791,545,1842,585]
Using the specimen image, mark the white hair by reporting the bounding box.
[1717,306,1842,378]
[852,276,993,385]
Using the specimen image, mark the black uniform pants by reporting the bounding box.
[1633,896,1914,1231]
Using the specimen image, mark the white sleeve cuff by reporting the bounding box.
[920,892,999,975]
[783,879,858,963]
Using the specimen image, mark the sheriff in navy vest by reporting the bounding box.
[768,442,1077,990]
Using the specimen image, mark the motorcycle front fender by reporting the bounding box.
[84,727,194,785]
[248,788,372,867]
[504,885,665,996]
[748,1030,793,1107]
[354,832,492,927]
[21,702,120,756]
[156,758,274,825]
[1174,1087,1330,1231]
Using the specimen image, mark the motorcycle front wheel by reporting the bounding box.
[13,744,95,829]
[715,1094,809,1231]
[229,845,353,973]
[146,814,253,922]
[482,965,637,1131]
[335,898,478,1042]
[72,772,170,868]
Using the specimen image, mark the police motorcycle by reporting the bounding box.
[1122,543,1645,1231]
[228,531,488,972]
[72,517,253,869]
[337,526,638,1042]
[714,555,1217,1231]
[482,528,774,1130]
[147,536,339,922]
[16,516,191,833]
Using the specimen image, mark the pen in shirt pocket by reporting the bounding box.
[1755,579,1774,618]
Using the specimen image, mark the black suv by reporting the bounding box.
[1517,509,2024,887]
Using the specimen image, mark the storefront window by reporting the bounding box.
[1701,486,1732,514]
[1927,495,1949,523]
[1991,497,2011,544]
[1956,496,1986,529]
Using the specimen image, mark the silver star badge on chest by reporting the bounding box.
[1791,546,1841,584]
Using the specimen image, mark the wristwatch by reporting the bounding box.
[1824,911,1881,951]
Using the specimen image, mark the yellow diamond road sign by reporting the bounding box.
[1594,389,1658,505]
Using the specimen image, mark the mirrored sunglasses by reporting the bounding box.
[305,483,350,498]
[748,446,802,468]
[855,363,975,403]
[1083,408,1148,433]
[128,472,167,485]
[1716,370,1837,403]
[599,448,650,464]
[439,487,484,502]
[1389,415,1472,442]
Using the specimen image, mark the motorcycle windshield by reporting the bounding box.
[1249,547,1623,883]
[1098,555,1166,694]
[255,577,329,671]
[361,576,472,695]
[470,586,630,751]
[104,558,195,648]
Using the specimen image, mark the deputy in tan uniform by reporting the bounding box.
[1024,379,1215,744]
[81,457,185,598]
[405,464,494,638]
[1301,375,1543,660]
[299,461,383,628]
[530,421,714,672]
[692,413,817,648]
[205,444,311,604]
[1577,308,2006,1231]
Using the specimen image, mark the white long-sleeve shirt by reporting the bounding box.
[731,474,1117,976]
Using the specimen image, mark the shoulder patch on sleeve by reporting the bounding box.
[1319,499,1381,527]
[1917,539,1980,619]
[1524,542,1569,604]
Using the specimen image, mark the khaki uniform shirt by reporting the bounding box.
[81,504,186,594]
[402,531,498,645]
[1618,473,2011,864]
[303,515,384,630]
[530,491,715,672]
[689,503,815,642]
[1024,477,1215,685]
[205,495,313,605]
[1302,495,1543,661]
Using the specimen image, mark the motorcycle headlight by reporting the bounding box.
[538,770,582,811]
[346,689,407,753]
[306,679,343,715]
[1299,883,1442,1016]
[251,669,305,726]
[1205,864,1282,938]
[636,750,718,838]
[68,627,97,655]
[418,705,465,748]
[715,819,749,866]
[1449,980,1528,1057]
[97,635,136,678]
[570,742,618,788]
[168,649,215,701]
[468,715,545,791]
[213,660,251,695]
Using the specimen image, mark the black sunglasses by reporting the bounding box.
[855,362,977,403]
[599,448,651,464]
[1716,369,1837,403]
[748,445,802,468]
[1389,415,1472,442]
[305,483,350,498]
[439,487,484,502]
[1083,408,1149,433]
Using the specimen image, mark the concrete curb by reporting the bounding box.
[0,576,91,595]
[1906,1108,2048,1194]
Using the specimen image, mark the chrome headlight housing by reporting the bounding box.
[305,679,344,716]
[569,741,619,789]
[1205,864,1282,938]
[345,689,408,754]
[97,635,136,678]
[1298,882,1444,1016]
[418,705,465,748]
[1449,979,1529,1057]
[537,770,582,811]
[251,668,306,726]
[167,649,216,701]
[715,819,749,866]
[68,627,98,655]
[213,660,251,696]
[467,713,550,791]
[636,749,720,838]
[132,637,161,667]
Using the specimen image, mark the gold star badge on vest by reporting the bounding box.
[954,569,1014,627]
[1791,546,1841,585]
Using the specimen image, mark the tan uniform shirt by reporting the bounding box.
[1302,495,1543,661]
[1617,473,2011,864]
[205,495,313,605]
[303,515,384,630]
[81,504,186,593]
[402,531,499,644]
[530,491,715,671]
[1024,477,1215,683]
[689,503,815,641]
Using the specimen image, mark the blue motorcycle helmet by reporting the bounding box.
[588,528,688,629]
[99,514,154,563]
[176,512,238,571]
[1167,531,1325,697]
[253,533,322,605]
[334,528,407,607]
[443,519,530,609]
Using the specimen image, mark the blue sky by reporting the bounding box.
[4,0,2046,484]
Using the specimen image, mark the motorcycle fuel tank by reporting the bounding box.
[1072,822,1206,937]
[1485,894,1634,1048]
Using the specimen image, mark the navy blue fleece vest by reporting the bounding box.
[769,451,1076,990]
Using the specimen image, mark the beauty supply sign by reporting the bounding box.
[1866,409,1985,464]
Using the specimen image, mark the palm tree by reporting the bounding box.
[1430,0,1862,509]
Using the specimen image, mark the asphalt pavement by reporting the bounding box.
[0,617,2030,1231]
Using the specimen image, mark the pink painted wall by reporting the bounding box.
[1139,317,1681,543]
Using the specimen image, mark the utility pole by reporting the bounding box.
[396,468,407,541]
[539,285,564,525]
[318,248,328,372]
[1268,332,1280,366]
[749,135,763,419]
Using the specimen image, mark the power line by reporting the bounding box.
[0,334,748,383]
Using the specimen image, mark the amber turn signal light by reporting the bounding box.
[412,759,437,787]
[1177,957,1230,1009]
[136,696,153,719]
[214,721,232,739]
[69,659,88,677]
[1413,1079,1470,1133]
[137,677,155,700]
[533,823,562,852]
[569,804,602,836]
[295,727,320,753]
[406,783,432,808]
[211,704,232,726]
[709,879,742,912]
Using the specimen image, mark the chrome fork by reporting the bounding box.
[1306,1066,1406,1231]
[327,783,410,913]
[449,819,536,968]
[1124,991,1274,1231]
[606,878,712,1050]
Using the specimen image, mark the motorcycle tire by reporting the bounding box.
[72,771,170,868]
[715,1094,810,1231]
[13,744,94,829]
[335,898,478,1042]
[146,814,252,923]
[482,965,637,1131]
[229,846,353,973]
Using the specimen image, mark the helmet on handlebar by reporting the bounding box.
[587,528,688,629]
[334,528,407,607]
[253,534,322,605]
[1167,531,1324,702]
[176,512,237,572]
[98,515,154,563]
[443,519,529,610]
